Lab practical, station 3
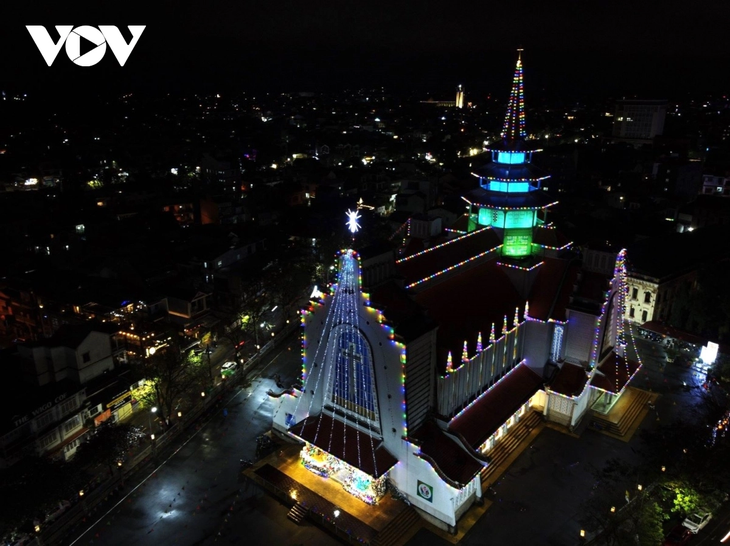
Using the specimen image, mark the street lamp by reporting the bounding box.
[177,411,182,418]
[201,391,206,398]
[637,484,643,491]
[148,406,158,435]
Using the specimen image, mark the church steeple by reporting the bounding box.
[500,48,526,143]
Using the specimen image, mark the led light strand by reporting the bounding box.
[450,360,527,422]
[497,260,544,272]
[395,227,491,264]
[405,246,501,289]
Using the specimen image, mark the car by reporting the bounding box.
[44,499,71,522]
[662,524,692,545]
[682,511,712,533]
[221,361,238,376]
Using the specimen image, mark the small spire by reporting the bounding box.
[514,306,520,327]
[476,331,483,353]
[502,315,508,336]
[524,300,530,318]
[446,351,454,373]
[501,48,526,142]
[462,341,469,365]
[489,323,496,344]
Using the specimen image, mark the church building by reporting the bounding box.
[272,50,641,531]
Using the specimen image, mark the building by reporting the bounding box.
[455,85,465,109]
[700,171,730,197]
[612,99,667,145]
[0,322,128,466]
[272,51,641,532]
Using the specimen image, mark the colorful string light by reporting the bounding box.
[501,48,526,141]
[395,227,491,264]
[405,246,501,289]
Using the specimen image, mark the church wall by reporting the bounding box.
[404,330,437,433]
[359,306,409,459]
[546,392,572,426]
[272,299,331,433]
[436,322,523,418]
[571,387,591,427]
[521,320,551,372]
[390,440,460,528]
[563,309,595,365]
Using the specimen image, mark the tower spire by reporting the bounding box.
[501,48,526,142]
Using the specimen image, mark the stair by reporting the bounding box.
[287,502,308,524]
[480,410,542,485]
[372,505,421,546]
[590,389,651,437]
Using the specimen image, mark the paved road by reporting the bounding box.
[61,329,338,546]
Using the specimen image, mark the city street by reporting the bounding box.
[61,328,338,546]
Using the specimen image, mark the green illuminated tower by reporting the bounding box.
[463,49,555,259]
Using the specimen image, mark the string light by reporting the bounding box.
[405,247,501,289]
[396,227,491,264]
[501,49,526,141]
[451,360,527,421]
[497,260,544,272]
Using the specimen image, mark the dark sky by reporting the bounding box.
[2,0,730,99]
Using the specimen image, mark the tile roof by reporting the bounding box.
[292,413,397,479]
[528,258,581,322]
[533,226,572,249]
[590,351,641,394]
[410,420,485,488]
[396,228,501,288]
[413,259,522,367]
[548,362,588,397]
[448,363,543,450]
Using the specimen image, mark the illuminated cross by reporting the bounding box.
[341,342,362,365]
[346,209,361,234]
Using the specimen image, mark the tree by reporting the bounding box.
[0,457,77,536]
[131,346,203,423]
[73,423,135,477]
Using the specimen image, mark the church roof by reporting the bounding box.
[462,187,558,210]
[589,351,641,394]
[411,256,577,370]
[410,420,485,488]
[532,226,572,250]
[527,258,581,322]
[448,362,543,450]
[548,362,589,397]
[292,413,398,479]
[396,227,501,289]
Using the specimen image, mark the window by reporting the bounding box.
[551,324,564,362]
[642,310,648,322]
[632,288,638,300]
[644,292,651,304]
[82,352,90,363]
[630,306,635,318]
[63,415,80,434]
[35,411,54,429]
[39,431,58,449]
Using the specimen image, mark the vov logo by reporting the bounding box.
[26,26,146,67]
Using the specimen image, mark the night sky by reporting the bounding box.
[2,0,730,99]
